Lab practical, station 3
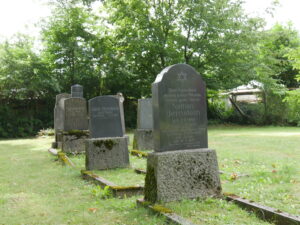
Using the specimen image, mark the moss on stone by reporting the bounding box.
[131,149,148,158]
[64,130,89,138]
[110,185,143,190]
[144,165,157,203]
[93,139,117,150]
[152,204,173,214]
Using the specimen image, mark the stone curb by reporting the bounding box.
[130,150,149,158]
[224,193,300,225]
[136,199,196,225]
[57,152,75,167]
[81,170,144,198]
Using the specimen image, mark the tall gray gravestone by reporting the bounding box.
[85,96,129,170]
[89,96,125,138]
[63,98,88,131]
[53,93,71,148]
[71,84,83,98]
[133,98,154,150]
[61,91,88,154]
[144,64,221,203]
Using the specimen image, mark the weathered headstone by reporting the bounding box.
[63,98,88,131]
[144,64,221,203]
[54,93,71,131]
[137,98,153,130]
[53,93,71,148]
[85,96,129,170]
[60,97,89,154]
[71,84,83,98]
[89,96,125,138]
[133,98,154,150]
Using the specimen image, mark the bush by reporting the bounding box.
[284,89,300,126]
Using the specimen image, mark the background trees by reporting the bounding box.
[1,0,300,137]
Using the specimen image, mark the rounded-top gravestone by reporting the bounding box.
[88,96,125,138]
[152,63,208,152]
[71,84,83,98]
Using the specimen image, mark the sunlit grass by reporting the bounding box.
[0,126,299,224]
[0,137,166,225]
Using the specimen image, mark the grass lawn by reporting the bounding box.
[0,126,299,224]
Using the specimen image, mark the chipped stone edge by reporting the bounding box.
[48,148,58,156]
[81,170,144,198]
[224,193,300,225]
[136,199,196,225]
[134,168,146,174]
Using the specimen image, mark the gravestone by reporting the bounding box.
[71,84,83,98]
[89,96,125,138]
[133,98,154,150]
[85,96,129,170]
[60,97,89,154]
[53,93,71,148]
[54,93,71,131]
[144,64,221,203]
[63,98,88,131]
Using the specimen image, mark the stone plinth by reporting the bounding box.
[133,129,153,150]
[85,137,129,170]
[144,149,222,203]
[61,130,89,154]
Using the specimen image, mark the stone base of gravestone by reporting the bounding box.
[51,142,58,149]
[61,130,89,154]
[144,149,222,203]
[133,129,153,150]
[55,130,64,149]
[85,137,129,170]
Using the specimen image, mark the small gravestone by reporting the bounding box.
[63,98,88,131]
[61,97,89,154]
[89,96,125,138]
[71,84,83,98]
[133,98,154,150]
[144,64,221,203]
[53,93,71,148]
[85,96,129,170]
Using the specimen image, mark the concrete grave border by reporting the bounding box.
[224,193,300,225]
[137,199,196,225]
[48,148,300,224]
[81,170,144,198]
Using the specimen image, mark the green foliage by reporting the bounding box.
[37,128,55,137]
[283,89,300,125]
[257,23,300,88]
[104,0,264,94]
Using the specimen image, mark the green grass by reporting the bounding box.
[208,126,300,215]
[0,126,299,224]
[0,137,166,224]
[165,198,271,225]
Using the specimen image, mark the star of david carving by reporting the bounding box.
[177,71,187,80]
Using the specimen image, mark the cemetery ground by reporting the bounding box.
[0,126,299,224]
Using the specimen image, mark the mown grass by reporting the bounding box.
[0,126,299,224]
[0,137,166,225]
[208,126,300,216]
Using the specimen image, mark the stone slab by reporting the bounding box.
[71,84,83,98]
[54,93,71,131]
[152,64,208,152]
[61,131,89,154]
[85,137,129,170]
[133,129,153,150]
[137,98,153,129]
[88,96,125,138]
[63,98,88,131]
[144,149,221,203]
